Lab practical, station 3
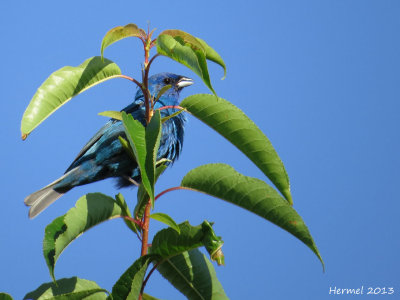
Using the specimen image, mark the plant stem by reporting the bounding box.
[141,199,151,256]
[117,74,146,96]
[140,260,162,296]
[155,186,195,202]
[158,105,185,111]
[144,54,160,115]
[122,215,143,227]
[140,33,154,257]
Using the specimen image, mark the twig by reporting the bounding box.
[140,260,162,297]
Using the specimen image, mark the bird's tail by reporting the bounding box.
[24,173,72,219]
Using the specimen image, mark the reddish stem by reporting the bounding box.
[147,54,160,69]
[140,260,162,296]
[139,37,146,47]
[155,186,195,202]
[144,49,149,66]
[122,216,143,228]
[158,105,185,111]
[150,38,157,48]
[118,75,146,97]
[140,200,152,256]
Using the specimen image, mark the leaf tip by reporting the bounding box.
[283,188,293,205]
[221,69,227,80]
[317,251,325,273]
[288,194,293,206]
[21,133,28,140]
[211,247,225,266]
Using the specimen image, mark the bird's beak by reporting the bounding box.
[177,77,194,88]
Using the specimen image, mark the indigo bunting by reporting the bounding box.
[25,73,193,218]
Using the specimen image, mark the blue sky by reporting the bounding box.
[1,1,399,299]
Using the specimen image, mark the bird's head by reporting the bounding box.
[139,73,194,107]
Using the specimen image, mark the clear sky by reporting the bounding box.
[1,1,399,299]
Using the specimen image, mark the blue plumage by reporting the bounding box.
[25,73,193,218]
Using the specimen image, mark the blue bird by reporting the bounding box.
[25,73,193,218]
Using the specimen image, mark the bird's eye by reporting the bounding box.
[163,78,171,85]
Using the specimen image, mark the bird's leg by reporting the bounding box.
[123,176,140,187]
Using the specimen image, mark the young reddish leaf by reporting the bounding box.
[158,29,206,51]
[100,23,145,60]
[156,33,216,95]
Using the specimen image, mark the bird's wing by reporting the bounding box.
[121,101,143,114]
[65,119,118,173]
[64,103,144,174]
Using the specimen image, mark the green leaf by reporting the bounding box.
[142,294,160,300]
[195,38,226,80]
[181,163,324,268]
[160,30,206,50]
[0,293,13,300]
[150,212,181,234]
[98,110,122,120]
[118,136,136,162]
[43,193,123,280]
[115,193,138,234]
[180,94,292,204]
[111,254,159,300]
[157,249,228,300]
[21,57,122,140]
[154,84,172,104]
[121,112,151,198]
[121,110,162,204]
[200,221,225,266]
[135,164,168,219]
[100,23,145,60]
[161,107,186,123]
[145,110,162,205]
[24,277,107,300]
[157,32,215,95]
[150,221,224,265]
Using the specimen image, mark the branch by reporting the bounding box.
[122,216,143,228]
[140,260,162,297]
[158,105,185,111]
[118,74,146,98]
[155,186,196,202]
